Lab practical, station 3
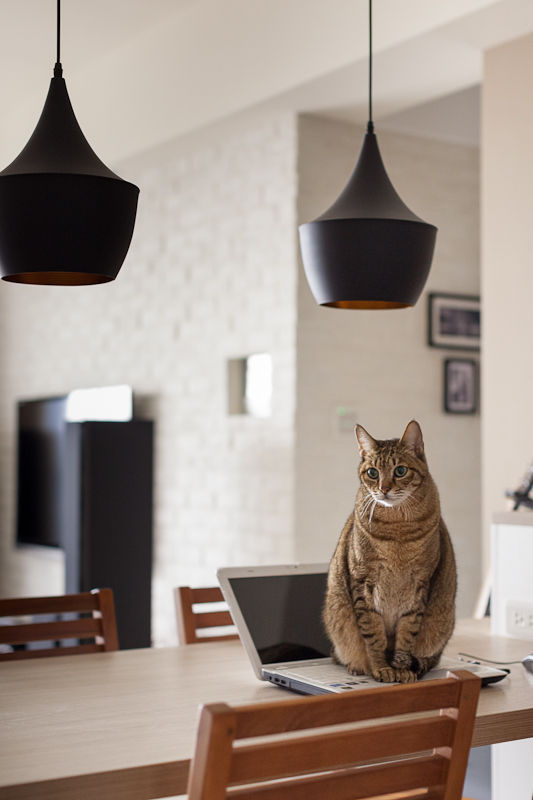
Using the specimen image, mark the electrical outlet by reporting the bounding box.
[505,601,533,640]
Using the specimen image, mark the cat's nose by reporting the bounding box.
[380,486,391,495]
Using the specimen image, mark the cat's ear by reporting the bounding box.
[355,424,377,457]
[400,420,425,458]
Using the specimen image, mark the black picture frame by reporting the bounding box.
[428,292,480,351]
[444,358,478,414]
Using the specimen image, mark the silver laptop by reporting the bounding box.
[217,562,508,695]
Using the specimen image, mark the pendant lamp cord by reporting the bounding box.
[54,0,63,77]
[367,0,374,133]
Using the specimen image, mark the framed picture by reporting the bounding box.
[428,292,480,350]
[444,358,478,414]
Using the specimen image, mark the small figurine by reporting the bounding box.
[506,463,533,511]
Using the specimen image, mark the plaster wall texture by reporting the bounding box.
[482,32,533,573]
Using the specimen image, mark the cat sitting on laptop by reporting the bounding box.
[324,420,456,684]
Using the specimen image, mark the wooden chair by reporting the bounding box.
[0,588,119,660]
[174,585,238,644]
[187,669,481,800]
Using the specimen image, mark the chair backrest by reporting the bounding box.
[0,588,119,660]
[174,586,238,645]
[187,669,480,800]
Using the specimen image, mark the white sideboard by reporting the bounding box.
[490,512,533,800]
[491,511,533,641]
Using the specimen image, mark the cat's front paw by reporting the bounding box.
[391,650,413,669]
[372,666,397,683]
[345,662,367,676]
[394,668,417,683]
[372,666,418,683]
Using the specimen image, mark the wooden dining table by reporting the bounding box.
[1,618,532,800]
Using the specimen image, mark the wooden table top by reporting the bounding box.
[1,618,532,799]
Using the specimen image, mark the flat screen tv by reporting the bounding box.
[16,386,133,548]
[16,396,67,548]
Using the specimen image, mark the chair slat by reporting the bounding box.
[191,587,226,604]
[231,788,440,800]
[228,754,448,800]
[359,792,443,800]
[0,593,99,616]
[194,610,234,629]
[234,677,463,738]
[230,715,455,784]
[0,616,101,645]
[231,790,442,800]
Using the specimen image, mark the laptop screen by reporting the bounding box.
[227,572,331,664]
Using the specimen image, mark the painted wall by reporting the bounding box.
[481,32,533,573]
[295,114,481,617]
[0,110,298,645]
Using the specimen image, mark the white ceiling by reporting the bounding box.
[378,86,480,147]
[0,0,532,164]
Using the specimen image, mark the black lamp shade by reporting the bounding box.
[299,127,437,308]
[0,74,139,285]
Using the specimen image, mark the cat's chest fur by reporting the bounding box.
[371,565,419,634]
[357,534,439,633]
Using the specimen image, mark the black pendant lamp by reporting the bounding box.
[299,0,436,309]
[0,1,139,285]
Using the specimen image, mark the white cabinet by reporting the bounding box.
[490,513,533,799]
[491,738,533,800]
[491,512,533,640]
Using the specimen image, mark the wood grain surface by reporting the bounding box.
[1,619,532,799]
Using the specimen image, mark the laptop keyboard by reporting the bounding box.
[281,662,374,688]
[272,657,508,692]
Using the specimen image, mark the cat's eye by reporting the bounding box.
[367,468,379,479]
[394,465,408,477]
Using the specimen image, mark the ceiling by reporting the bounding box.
[0,0,532,165]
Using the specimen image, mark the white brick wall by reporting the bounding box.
[0,111,298,646]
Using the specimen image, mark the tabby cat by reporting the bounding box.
[323,420,456,683]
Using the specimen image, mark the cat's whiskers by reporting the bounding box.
[399,492,418,521]
[359,492,379,529]
[368,499,377,528]
[360,492,374,517]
